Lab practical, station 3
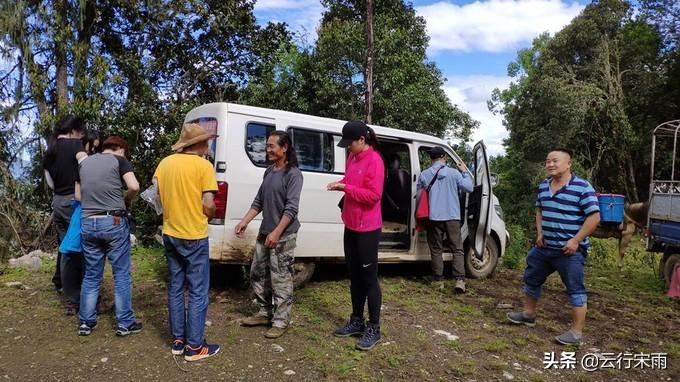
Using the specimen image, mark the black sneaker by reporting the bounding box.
[333,316,366,337]
[65,304,78,316]
[116,321,143,336]
[78,322,96,336]
[356,322,382,351]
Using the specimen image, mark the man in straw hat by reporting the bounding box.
[153,123,220,361]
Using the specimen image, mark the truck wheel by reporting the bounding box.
[465,238,499,279]
[662,253,680,288]
[293,261,316,289]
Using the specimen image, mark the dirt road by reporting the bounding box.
[0,246,678,381]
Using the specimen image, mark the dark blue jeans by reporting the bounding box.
[522,246,587,307]
[163,235,210,347]
[79,216,135,327]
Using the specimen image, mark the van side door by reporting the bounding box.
[467,141,493,260]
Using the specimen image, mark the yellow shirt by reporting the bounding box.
[154,153,218,240]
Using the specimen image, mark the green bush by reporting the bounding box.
[502,224,532,269]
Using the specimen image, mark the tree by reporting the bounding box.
[0,0,290,245]
[490,0,678,225]
[365,0,374,123]
[309,0,477,140]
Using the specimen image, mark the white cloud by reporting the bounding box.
[255,0,315,10]
[444,74,511,156]
[416,0,584,53]
[253,0,324,43]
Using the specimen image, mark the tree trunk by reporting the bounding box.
[364,0,374,124]
[74,0,96,103]
[55,0,70,113]
[627,153,640,202]
[10,4,49,120]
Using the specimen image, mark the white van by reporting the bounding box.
[184,103,508,286]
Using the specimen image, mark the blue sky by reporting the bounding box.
[253,0,591,155]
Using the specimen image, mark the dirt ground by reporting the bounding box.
[0,244,678,381]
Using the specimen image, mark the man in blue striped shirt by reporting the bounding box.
[507,149,600,346]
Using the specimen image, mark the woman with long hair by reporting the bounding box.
[235,130,304,339]
[81,129,102,156]
[43,115,86,315]
[328,120,385,351]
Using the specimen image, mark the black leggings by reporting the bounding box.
[344,228,382,325]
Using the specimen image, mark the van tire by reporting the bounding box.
[465,238,499,279]
[293,261,316,289]
[661,253,680,288]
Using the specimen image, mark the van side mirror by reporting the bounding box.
[490,173,499,187]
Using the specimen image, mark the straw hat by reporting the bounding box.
[171,123,218,152]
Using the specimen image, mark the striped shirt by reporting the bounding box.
[535,174,599,250]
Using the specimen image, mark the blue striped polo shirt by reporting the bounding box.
[535,174,599,250]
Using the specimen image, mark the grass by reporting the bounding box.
[482,339,511,353]
[666,342,680,357]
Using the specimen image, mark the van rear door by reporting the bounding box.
[467,141,493,260]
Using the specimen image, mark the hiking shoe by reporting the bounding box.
[78,322,96,336]
[333,316,366,337]
[240,314,271,327]
[506,311,536,327]
[555,330,583,346]
[264,325,288,339]
[171,338,185,355]
[184,341,220,362]
[65,304,78,316]
[454,279,466,294]
[356,322,382,351]
[116,321,143,336]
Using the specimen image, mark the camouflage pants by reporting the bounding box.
[250,233,296,328]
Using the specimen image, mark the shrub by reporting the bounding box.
[503,224,532,269]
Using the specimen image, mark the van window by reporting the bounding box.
[289,128,336,173]
[187,117,218,163]
[246,122,275,167]
[418,146,455,171]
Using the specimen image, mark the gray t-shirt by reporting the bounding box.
[251,166,303,236]
[79,153,133,218]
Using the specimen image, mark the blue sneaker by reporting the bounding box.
[333,316,365,337]
[184,341,220,362]
[171,338,185,355]
[78,322,96,336]
[115,321,143,336]
[356,322,382,351]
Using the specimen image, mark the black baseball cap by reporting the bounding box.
[337,120,370,148]
[428,146,446,158]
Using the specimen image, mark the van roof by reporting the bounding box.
[216,102,452,147]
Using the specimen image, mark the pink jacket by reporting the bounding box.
[340,147,384,232]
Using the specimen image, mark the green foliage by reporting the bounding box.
[587,238,618,267]
[244,0,479,141]
[490,0,680,225]
[502,224,531,270]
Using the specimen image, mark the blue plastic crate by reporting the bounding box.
[598,193,625,224]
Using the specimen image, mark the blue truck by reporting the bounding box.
[646,120,680,285]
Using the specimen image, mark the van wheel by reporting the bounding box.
[465,238,499,279]
[293,261,316,289]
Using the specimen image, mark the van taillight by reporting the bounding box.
[213,181,228,222]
